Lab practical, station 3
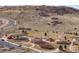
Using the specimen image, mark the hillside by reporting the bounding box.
[0,6,79,33]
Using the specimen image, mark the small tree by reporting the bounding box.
[64,45,67,49]
[44,32,47,36]
[64,36,67,40]
[59,45,63,51]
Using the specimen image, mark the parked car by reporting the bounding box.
[1,39,5,41]
[7,35,16,39]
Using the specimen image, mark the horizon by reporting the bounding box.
[0,5,79,10]
[0,0,79,9]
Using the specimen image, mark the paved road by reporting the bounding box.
[0,39,27,53]
[0,39,20,49]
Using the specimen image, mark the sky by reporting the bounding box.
[68,5,79,9]
[0,0,79,9]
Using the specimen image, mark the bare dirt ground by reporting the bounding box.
[0,6,79,53]
[0,6,79,33]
